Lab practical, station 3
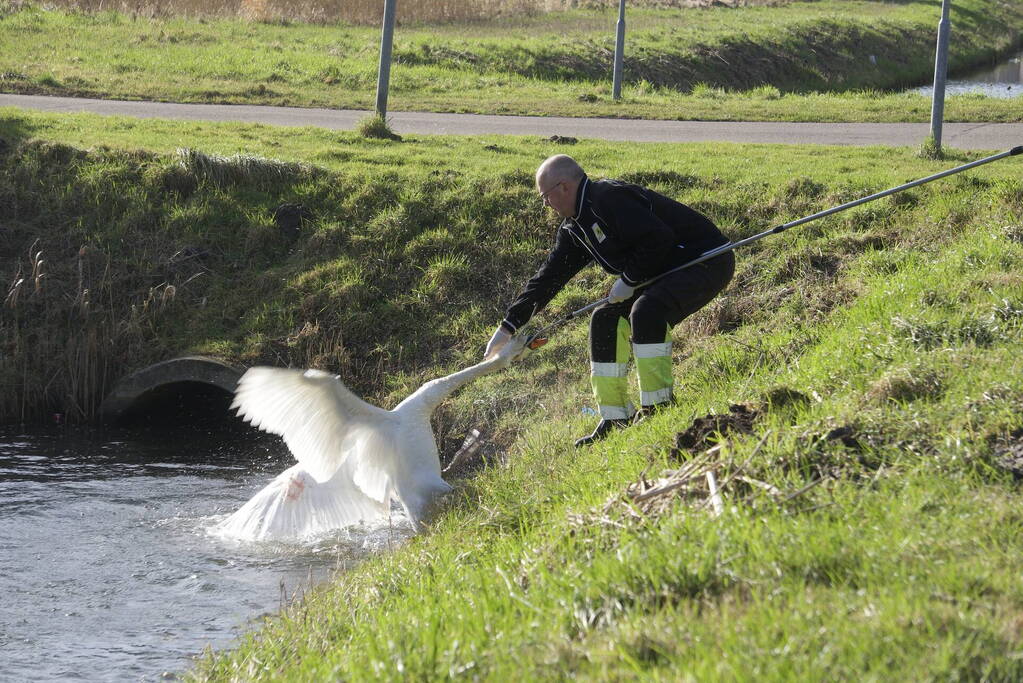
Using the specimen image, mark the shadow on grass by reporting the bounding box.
[0,109,36,156]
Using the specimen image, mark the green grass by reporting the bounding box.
[1,1,1021,122]
[356,112,401,140]
[3,108,1023,678]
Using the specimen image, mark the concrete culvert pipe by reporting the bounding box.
[98,356,244,428]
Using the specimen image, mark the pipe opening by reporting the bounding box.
[112,381,239,429]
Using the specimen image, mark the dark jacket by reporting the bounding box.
[501,175,730,332]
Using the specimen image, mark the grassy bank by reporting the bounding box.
[1,1,1021,122]
[3,110,1023,677]
[181,125,1023,677]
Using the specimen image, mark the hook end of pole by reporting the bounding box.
[527,336,548,351]
[1010,145,1023,156]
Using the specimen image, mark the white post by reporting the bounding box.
[375,0,398,118]
[929,0,952,152]
[612,0,626,101]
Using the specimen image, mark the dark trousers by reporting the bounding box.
[590,252,735,362]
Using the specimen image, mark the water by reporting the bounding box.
[0,426,413,682]
[913,50,1023,99]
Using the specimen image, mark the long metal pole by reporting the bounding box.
[525,146,1021,346]
[375,0,398,118]
[929,0,952,152]
[612,0,626,101]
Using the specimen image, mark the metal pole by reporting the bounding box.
[375,0,398,118]
[929,0,952,152]
[612,0,626,101]
[526,146,1022,346]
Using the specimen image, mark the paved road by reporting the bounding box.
[2,93,1021,150]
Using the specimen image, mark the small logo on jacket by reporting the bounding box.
[591,222,606,242]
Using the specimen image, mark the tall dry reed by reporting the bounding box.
[1,231,184,423]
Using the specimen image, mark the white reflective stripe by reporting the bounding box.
[640,388,673,406]
[599,404,634,420]
[591,361,629,378]
[633,342,672,359]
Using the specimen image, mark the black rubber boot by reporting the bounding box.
[633,400,673,425]
[574,418,630,448]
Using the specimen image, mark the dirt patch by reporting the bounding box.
[671,403,760,455]
[763,422,895,482]
[673,405,887,477]
[818,425,863,451]
[763,386,813,411]
[994,428,1023,478]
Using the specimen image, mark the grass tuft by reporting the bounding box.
[177,147,313,188]
[918,134,945,161]
[867,365,944,403]
[356,114,402,141]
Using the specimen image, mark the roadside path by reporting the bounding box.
[2,93,1021,150]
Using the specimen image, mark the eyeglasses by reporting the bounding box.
[539,180,564,204]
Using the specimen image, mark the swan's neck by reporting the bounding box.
[395,354,505,415]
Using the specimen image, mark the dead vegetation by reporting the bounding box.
[571,431,834,530]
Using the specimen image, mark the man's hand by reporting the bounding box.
[484,326,512,359]
[608,278,636,303]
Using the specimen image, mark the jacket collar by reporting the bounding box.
[571,175,589,221]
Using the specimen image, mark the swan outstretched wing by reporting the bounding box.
[231,367,392,482]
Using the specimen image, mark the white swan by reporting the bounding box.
[215,334,528,541]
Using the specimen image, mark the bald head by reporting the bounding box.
[535,155,585,217]
[536,154,585,190]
